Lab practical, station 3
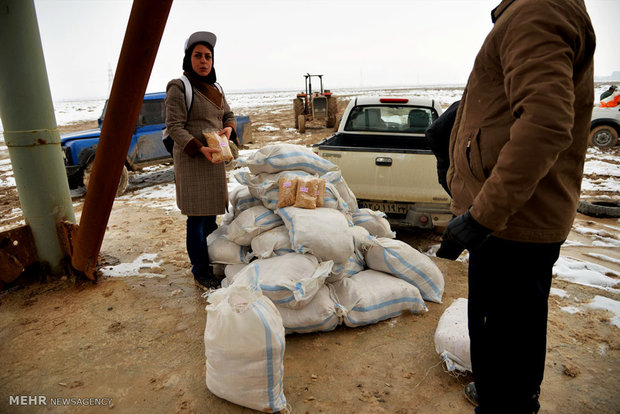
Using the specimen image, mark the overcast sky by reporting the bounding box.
[32,0,620,101]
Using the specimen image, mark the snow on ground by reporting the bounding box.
[99,253,164,278]
[553,256,620,293]
[587,295,620,328]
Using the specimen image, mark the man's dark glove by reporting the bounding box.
[436,210,492,260]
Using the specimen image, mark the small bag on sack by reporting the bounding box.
[203,130,233,163]
[294,176,319,209]
[277,176,298,208]
[204,284,287,412]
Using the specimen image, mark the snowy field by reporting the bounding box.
[0,85,618,328]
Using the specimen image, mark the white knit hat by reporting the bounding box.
[184,31,216,51]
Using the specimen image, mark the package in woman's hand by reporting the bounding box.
[203,130,233,163]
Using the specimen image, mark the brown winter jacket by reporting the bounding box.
[165,79,236,216]
[446,0,595,243]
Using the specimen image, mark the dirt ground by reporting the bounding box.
[0,97,619,413]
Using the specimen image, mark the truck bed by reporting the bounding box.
[317,132,432,154]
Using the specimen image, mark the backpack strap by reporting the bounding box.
[178,76,222,112]
[179,74,193,112]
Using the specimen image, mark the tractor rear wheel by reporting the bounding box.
[298,115,306,133]
[293,99,304,129]
[327,96,338,128]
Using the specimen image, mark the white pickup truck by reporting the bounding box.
[313,96,452,229]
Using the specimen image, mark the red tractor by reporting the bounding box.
[293,74,338,133]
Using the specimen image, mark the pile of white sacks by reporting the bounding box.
[204,144,445,412]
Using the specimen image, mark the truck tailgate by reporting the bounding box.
[320,149,450,204]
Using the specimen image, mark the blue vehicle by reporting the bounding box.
[60,91,252,195]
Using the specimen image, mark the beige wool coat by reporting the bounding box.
[165,79,236,216]
[446,0,595,243]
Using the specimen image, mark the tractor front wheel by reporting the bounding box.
[293,99,304,129]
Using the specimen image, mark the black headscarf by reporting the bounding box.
[182,41,217,84]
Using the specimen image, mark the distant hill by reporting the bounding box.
[595,71,620,81]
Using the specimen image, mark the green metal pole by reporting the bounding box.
[0,0,76,273]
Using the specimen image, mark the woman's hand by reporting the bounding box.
[218,126,232,140]
[200,146,222,164]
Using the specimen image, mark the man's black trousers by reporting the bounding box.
[468,236,562,413]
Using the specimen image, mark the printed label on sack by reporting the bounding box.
[300,187,308,193]
[283,182,292,188]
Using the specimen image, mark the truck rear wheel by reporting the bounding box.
[83,161,129,197]
[293,99,304,129]
[298,115,306,133]
[589,125,618,148]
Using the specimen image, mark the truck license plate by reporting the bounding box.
[359,201,409,214]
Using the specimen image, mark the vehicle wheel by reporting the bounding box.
[293,99,304,128]
[327,96,338,128]
[588,125,618,148]
[225,141,239,171]
[298,115,306,133]
[83,161,129,197]
[577,198,620,218]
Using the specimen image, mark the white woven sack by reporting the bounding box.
[349,225,373,253]
[434,298,471,372]
[276,207,354,264]
[322,182,344,210]
[322,170,358,213]
[207,225,252,265]
[231,253,333,309]
[251,225,294,259]
[327,249,365,283]
[223,263,247,282]
[352,208,396,238]
[228,184,262,218]
[365,237,444,303]
[277,284,340,335]
[204,284,287,413]
[234,170,313,210]
[238,143,338,175]
[332,269,427,327]
[225,205,283,246]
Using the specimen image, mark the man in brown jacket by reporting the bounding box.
[436,0,595,412]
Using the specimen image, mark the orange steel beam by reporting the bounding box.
[71,0,173,279]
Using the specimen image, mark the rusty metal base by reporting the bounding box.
[0,221,95,290]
